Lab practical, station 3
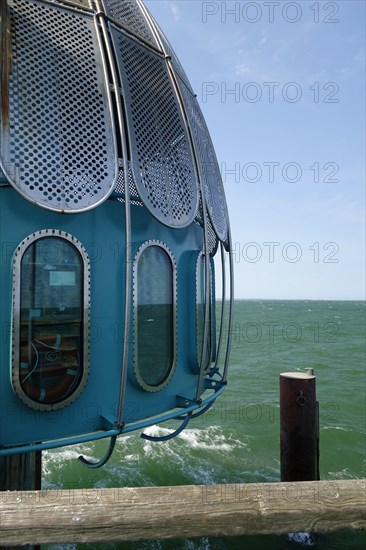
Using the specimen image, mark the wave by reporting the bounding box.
[142,424,248,452]
[287,532,315,546]
[41,425,250,490]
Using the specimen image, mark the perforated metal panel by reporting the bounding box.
[111,28,198,228]
[104,0,159,49]
[55,0,92,8]
[177,76,229,244]
[195,201,218,257]
[70,0,92,7]
[138,2,228,244]
[206,216,219,256]
[114,161,143,206]
[141,3,229,243]
[0,0,117,212]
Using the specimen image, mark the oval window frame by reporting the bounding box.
[195,250,213,374]
[11,229,91,411]
[133,240,177,393]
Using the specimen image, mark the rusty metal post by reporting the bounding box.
[280,370,319,482]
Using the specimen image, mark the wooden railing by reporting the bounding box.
[0,480,365,546]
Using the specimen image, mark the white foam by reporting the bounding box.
[179,427,246,452]
[143,424,172,437]
[41,426,250,493]
[287,532,315,546]
[42,444,99,479]
[141,425,247,454]
[322,426,347,431]
[183,537,211,550]
[124,453,140,461]
[328,468,360,479]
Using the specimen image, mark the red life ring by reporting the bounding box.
[20,335,80,404]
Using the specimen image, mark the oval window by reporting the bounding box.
[134,242,176,391]
[196,252,212,372]
[12,230,90,410]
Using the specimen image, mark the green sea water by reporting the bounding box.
[43,300,366,550]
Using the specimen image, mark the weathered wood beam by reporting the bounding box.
[0,480,365,546]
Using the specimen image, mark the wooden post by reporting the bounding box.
[0,452,41,491]
[280,371,319,482]
[0,451,41,550]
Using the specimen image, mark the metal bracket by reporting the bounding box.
[141,413,192,443]
[204,378,225,391]
[78,435,117,469]
[176,395,198,408]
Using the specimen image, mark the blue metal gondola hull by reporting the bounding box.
[0,188,210,450]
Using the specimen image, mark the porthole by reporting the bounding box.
[11,230,90,411]
[133,241,177,392]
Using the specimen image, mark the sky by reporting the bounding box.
[145,0,365,300]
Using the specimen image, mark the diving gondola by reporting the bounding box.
[0,0,233,466]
